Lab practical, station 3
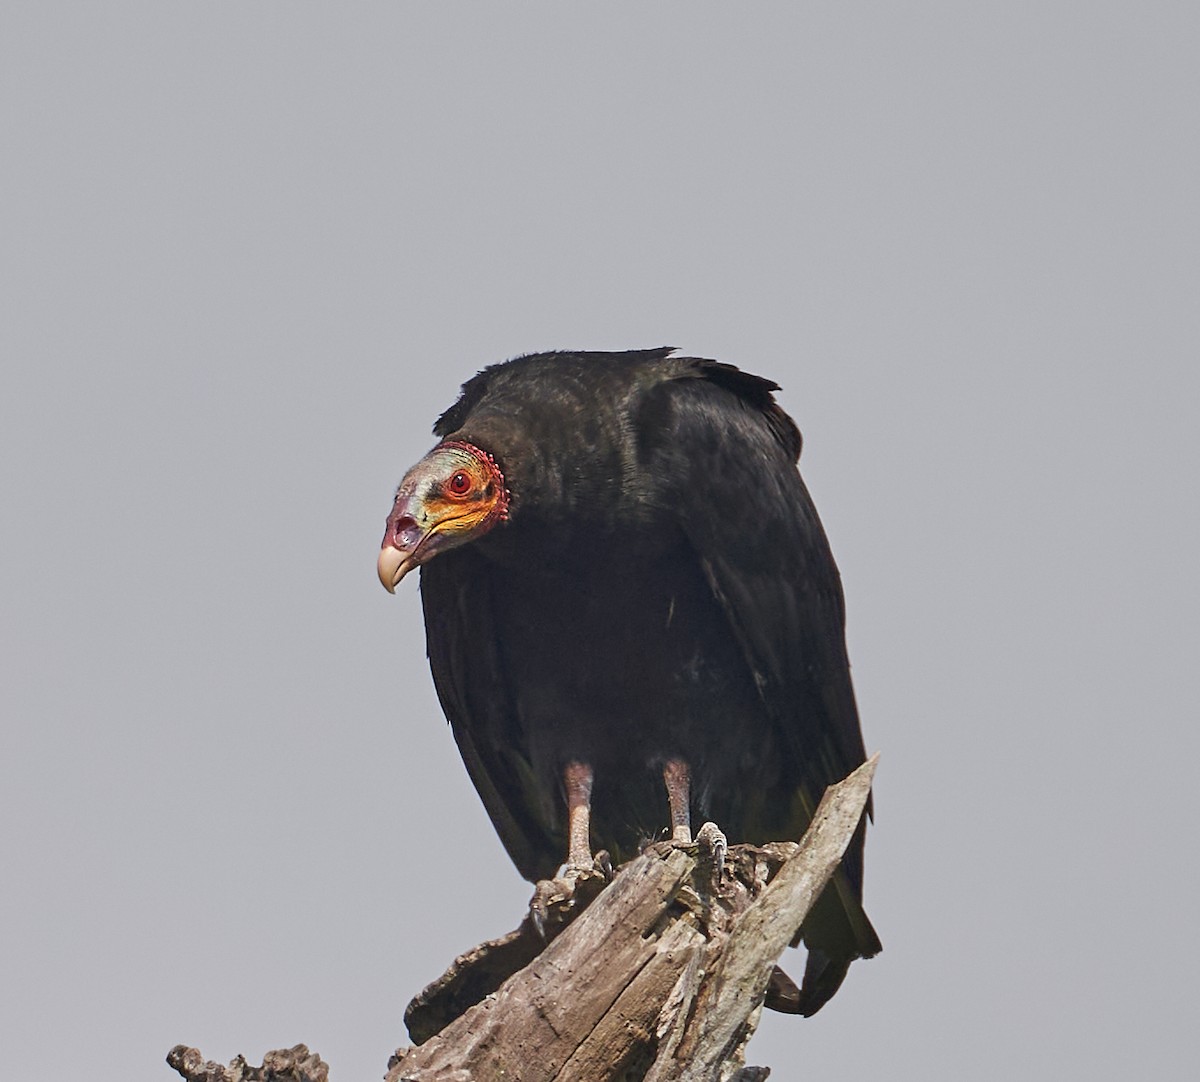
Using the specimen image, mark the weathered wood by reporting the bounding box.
[169,759,878,1082]
[389,847,697,1081]
[166,1044,328,1082]
[556,918,707,1079]
[405,864,611,1045]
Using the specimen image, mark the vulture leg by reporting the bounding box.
[527,761,603,939]
[563,760,595,871]
[662,758,693,844]
[665,760,728,897]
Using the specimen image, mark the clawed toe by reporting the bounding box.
[694,821,728,896]
[526,851,612,941]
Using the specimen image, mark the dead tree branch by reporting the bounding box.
[390,755,876,1081]
[168,756,877,1082]
[166,1044,328,1082]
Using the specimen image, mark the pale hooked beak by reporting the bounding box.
[379,488,430,593]
[377,546,418,593]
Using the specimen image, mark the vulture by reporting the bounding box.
[378,347,880,1015]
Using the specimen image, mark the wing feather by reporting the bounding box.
[642,366,867,812]
[640,364,881,985]
[419,548,560,881]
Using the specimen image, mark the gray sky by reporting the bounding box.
[2,4,1197,1079]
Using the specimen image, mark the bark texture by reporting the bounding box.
[167,1044,328,1082]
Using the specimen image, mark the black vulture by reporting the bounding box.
[378,348,880,1014]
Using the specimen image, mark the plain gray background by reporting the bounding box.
[2,4,1197,1079]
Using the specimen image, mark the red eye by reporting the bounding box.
[448,471,472,496]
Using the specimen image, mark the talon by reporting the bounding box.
[696,821,728,893]
[528,876,572,940]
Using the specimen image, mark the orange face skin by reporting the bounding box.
[378,441,509,591]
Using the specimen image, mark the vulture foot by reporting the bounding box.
[693,820,728,894]
[527,851,611,940]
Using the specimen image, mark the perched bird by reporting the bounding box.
[378,348,880,1014]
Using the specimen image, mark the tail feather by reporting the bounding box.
[795,948,853,1016]
[769,869,881,1016]
[765,950,851,1017]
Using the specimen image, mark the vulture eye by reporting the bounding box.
[448,471,472,496]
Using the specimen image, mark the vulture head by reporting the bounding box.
[377,439,510,592]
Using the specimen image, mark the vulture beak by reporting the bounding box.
[378,489,431,593]
[377,545,416,593]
